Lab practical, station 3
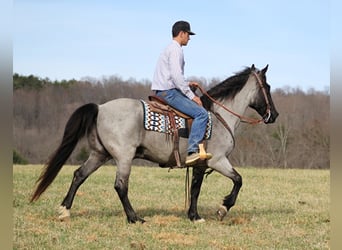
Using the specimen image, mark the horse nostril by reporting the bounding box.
[269,113,279,123]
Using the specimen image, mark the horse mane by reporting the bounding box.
[201,66,253,111]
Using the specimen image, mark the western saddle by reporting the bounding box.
[147,95,207,168]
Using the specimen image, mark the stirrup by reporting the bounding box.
[199,144,212,160]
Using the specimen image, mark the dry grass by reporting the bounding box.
[14,165,330,249]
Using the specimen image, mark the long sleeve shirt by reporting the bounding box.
[152,40,195,100]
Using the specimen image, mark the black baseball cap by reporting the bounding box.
[172,21,196,36]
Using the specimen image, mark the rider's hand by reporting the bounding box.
[189,81,200,88]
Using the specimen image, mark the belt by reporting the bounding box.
[155,88,177,94]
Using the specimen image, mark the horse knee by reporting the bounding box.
[72,168,85,183]
[235,174,242,187]
[232,170,242,187]
[73,162,96,182]
[114,179,122,192]
[114,177,128,197]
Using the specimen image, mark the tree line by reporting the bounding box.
[13,74,329,168]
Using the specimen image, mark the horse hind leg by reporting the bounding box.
[114,158,145,223]
[59,150,109,221]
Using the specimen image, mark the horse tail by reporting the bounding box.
[30,103,99,202]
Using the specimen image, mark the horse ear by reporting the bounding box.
[261,64,269,74]
[251,64,255,70]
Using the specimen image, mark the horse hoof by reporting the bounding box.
[58,206,70,221]
[194,218,206,223]
[216,205,228,221]
[128,217,145,224]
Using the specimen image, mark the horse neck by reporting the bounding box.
[213,77,257,132]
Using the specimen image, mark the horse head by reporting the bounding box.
[248,64,279,124]
[202,64,279,124]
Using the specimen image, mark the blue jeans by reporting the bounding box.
[156,89,208,154]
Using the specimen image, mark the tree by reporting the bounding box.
[13,150,28,164]
[13,73,330,168]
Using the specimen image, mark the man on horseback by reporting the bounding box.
[152,20,212,166]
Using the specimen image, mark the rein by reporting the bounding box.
[197,71,271,125]
[185,71,271,209]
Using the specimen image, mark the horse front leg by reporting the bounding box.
[188,166,206,222]
[217,168,242,220]
[211,157,243,221]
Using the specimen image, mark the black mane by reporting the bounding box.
[201,67,253,111]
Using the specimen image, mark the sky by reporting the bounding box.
[13,0,330,91]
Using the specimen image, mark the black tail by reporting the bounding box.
[30,103,99,202]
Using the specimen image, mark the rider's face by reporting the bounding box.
[180,31,190,46]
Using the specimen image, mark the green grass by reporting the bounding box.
[14,165,330,249]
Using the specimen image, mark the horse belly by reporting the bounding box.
[140,132,188,164]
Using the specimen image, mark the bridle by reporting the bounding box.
[197,70,272,125]
[252,71,272,123]
[185,70,272,208]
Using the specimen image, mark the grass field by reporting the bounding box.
[13,165,330,249]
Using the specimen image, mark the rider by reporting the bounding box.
[152,20,212,166]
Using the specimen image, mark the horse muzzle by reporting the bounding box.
[263,109,278,124]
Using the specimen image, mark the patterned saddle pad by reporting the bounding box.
[141,100,212,140]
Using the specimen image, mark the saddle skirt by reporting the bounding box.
[140,99,212,140]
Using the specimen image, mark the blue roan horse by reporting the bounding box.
[31,65,279,223]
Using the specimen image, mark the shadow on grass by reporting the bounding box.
[70,205,295,224]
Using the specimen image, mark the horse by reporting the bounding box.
[30,64,279,223]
